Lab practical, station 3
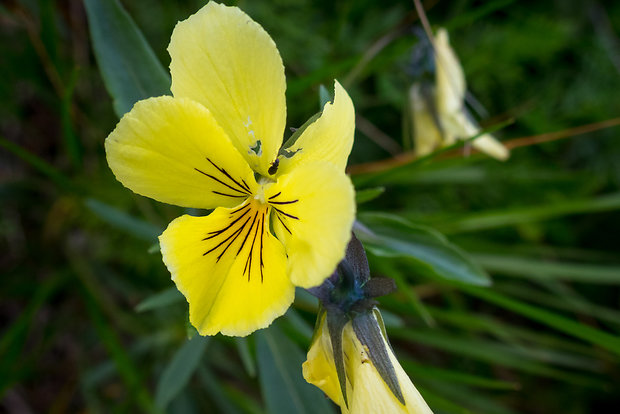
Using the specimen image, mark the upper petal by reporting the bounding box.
[105,96,257,209]
[435,28,466,117]
[160,201,295,337]
[265,161,355,289]
[277,81,355,175]
[169,2,286,176]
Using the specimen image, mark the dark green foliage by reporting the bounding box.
[2,1,620,413]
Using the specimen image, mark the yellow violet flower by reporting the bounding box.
[105,2,356,336]
[410,28,509,160]
[303,313,433,414]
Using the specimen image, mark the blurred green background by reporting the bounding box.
[2,0,620,413]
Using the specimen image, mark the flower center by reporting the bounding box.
[253,177,276,205]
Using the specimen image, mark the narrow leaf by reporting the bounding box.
[135,287,183,312]
[256,323,335,414]
[355,186,385,204]
[473,253,620,284]
[462,285,620,356]
[84,0,170,117]
[235,337,256,378]
[356,213,490,286]
[155,336,210,410]
[85,198,162,242]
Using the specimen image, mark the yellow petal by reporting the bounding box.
[303,315,434,414]
[409,83,443,157]
[433,28,509,161]
[471,133,510,160]
[443,111,509,160]
[265,162,355,288]
[278,81,355,175]
[343,322,433,414]
[302,315,344,406]
[105,96,257,209]
[434,28,466,117]
[159,200,294,336]
[169,2,286,176]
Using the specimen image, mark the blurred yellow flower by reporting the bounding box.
[303,313,433,414]
[105,2,356,336]
[409,28,509,160]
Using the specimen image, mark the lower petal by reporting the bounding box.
[444,112,509,160]
[159,201,294,336]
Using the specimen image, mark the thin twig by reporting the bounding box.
[11,4,65,96]
[342,0,439,87]
[347,117,620,175]
[356,114,402,155]
[503,117,620,150]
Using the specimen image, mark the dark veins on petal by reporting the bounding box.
[202,202,267,283]
[267,191,299,235]
[194,157,252,198]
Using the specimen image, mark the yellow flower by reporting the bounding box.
[410,28,509,160]
[303,312,433,414]
[105,2,356,336]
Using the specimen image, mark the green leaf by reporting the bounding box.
[0,136,76,192]
[135,287,183,312]
[462,285,620,356]
[435,192,620,234]
[235,337,256,378]
[390,328,607,388]
[198,367,244,414]
[256,323,335,414]
[155,335,210,410]
[497,282,620,327]
[401,358,519,390]
[84,0,170,118]
[281,111,321,151]
[355,186,385,204]
[356,213,490,286]
[85,198,162,242]
[82,287,156,412]
[473,253,620,284]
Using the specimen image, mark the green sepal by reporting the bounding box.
[326,310,350,408]
[280,111,322,153]
[363,277,397,298]
[352,312,405,405]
